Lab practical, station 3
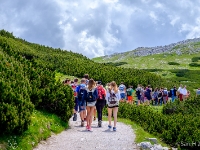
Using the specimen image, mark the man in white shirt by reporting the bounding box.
[177,84,183,101]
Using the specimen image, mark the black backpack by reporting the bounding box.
[136,89,141,96]
[86,89,95,102]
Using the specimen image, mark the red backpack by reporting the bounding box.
[97,86,106,100]
[71,83,77,97]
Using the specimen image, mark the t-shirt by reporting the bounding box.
[181,88,187,95]
[196,90,200,95]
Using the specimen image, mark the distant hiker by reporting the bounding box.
[106,81,121,131]
[144,85,152,105]
[82,79,98,131]
[71,78,79,121]
[96,81,106,127]
[169,86,177,102]
[158,88,163,105]
[83,74,89,86]
[63,78,70,85]
[162,88,168,104]
[126,86,134,104]
[136,84,142,105]
[140,86,145,104]
[196,88,200,97]
[182,85,188,101]
[177,84,183,101]
[76,78,87,127]
[119,82,126,102]
[152,87,159,105]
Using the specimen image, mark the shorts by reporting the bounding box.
[120,93,126,99]
[74,97,78,112]
[146,96,152,100]
[127,96,133,101]
[78,100,86,112]
[87,101,96,107]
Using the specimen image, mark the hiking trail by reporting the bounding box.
[34,114,137,150]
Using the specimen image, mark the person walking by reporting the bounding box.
[96,81,106,127]
[106,81,121,131]
[82,79,98,131]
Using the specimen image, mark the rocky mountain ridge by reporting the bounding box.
[102,37,200,59]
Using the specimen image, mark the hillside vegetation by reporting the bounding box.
[93,39,200,91]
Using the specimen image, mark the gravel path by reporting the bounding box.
[34,114,137,150]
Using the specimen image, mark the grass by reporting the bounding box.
[0,110,68,150]
[55,72,81,83]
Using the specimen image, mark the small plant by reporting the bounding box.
[168,62,180,65]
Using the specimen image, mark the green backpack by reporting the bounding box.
[126,88,132,96]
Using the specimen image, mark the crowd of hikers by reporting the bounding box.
[62,74,199,132]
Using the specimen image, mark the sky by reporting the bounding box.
[1,0,200,58]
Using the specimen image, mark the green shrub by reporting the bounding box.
[191,57,200,62]
[0,52,34,135]
[168,62,180,65]
[118,102,200,148]
[189,63,200,67]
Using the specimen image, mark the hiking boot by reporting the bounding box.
[81,121,84,127]
[73,113,77,121]
[113,127,116,131]
[98,120,102,127]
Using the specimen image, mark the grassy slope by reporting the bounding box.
[93,53,200,70]
[0,110,68,150]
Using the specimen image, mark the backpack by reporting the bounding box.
[169,89,173,97]
[108,92,119,107]
[119,85,125,91]
[97,86,106,100]
[126,88,132,96]
[136,89,141,96]
[144,90,149,97]
[86,89,96,102]
[163,90,168,96]
[77,85,86,100]
[158,91,162,98]
[71,84,77,97]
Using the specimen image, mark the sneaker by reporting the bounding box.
[88,126,91,131]
[81,121,84,127]
[73,113,77,121]
[108,125,112,129]
[113,127,116,131]
[93,117,96,121]
[98,120,102,127]
[86,125,89,130]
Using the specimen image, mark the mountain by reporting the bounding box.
[92,38,200,70]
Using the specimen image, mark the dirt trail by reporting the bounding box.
[34,114,137,150]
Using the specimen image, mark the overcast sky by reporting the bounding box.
[1,0,200,58]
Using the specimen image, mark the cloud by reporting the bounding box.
[1,0,200,58]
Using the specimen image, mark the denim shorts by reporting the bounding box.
[78,100,86,112]
[120,93,126,99]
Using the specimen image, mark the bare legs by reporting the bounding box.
[108,107,118,127]
[86,106,95,128]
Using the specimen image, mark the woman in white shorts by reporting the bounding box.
[82,79,98,131]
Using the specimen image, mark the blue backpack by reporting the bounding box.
[119,85,125,91]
